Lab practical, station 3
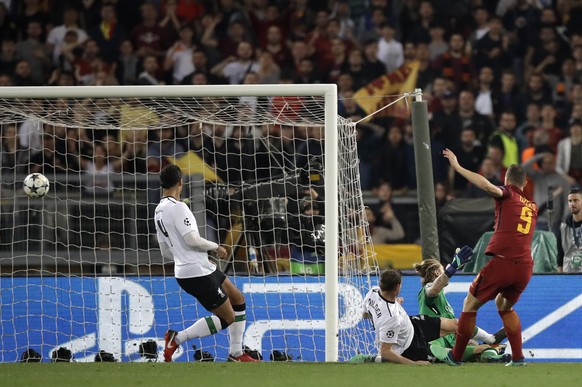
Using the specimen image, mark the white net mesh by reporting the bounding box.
[0,87,379,362]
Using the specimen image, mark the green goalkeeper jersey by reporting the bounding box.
[418,282,455,319]
[418,283,456,348]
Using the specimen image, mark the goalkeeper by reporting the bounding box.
[154,165,258,363]
[414,246,508,363]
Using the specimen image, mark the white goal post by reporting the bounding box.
[0,84,377,362]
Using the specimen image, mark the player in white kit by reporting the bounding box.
[155,165,258,362]
[355,269,458,364]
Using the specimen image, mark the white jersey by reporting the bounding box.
[363,286,414,355]
[154,196,216,278]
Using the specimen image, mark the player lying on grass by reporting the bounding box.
[350,269,460,365]
[414,246,509,363]
[155,164,258,363]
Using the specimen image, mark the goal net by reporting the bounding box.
[0,85,379,362]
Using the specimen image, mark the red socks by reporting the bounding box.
[451,311,476,362]
[500,310,524,360]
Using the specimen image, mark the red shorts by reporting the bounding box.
[469,256,533,304]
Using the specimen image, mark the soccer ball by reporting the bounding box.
[23,173,50,198]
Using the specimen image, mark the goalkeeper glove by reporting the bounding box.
[445,245,473,278]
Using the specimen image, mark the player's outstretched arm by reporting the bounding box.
[443,148,503,198]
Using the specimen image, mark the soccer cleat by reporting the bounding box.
[164,329,179,362]
[486,353,512,363]
[505,358,527,367]
[349,354,375,364]
[228,352,260,362]
[492,327,507,344]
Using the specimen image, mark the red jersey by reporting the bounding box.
[485,185,538,261]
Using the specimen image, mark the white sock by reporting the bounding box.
[229,307,246,356]
[473,326,495,344]
[175,316,224,345]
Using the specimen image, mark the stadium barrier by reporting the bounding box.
[1,275,580,362]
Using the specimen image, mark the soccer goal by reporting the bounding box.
[0,84,379,363]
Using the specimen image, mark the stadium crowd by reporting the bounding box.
[1,0,582,244]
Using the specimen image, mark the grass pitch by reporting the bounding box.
[1,362,580,387]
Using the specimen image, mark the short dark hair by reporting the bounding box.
[160,165,182,189]
[379,269,402,292]
[506,164,526,187]
[570,187,581,195]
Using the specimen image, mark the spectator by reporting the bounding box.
[12,59,35,85]
[115,39,140,85]
[489,111,519,168]
[361,38,386,80]
[246,1,286,48]
[415,42,435,91]
[15,20,49,85]
[137,55,164,85]
[14,0,48,40]
[555,188,582,273]
[0,37,18,76]
[161,0,204,25]
[132,1,168,60]
[527,24,568,79]
[486,144,507,182]
[434,181,453,212]
[493,70,524,123]
[261,25,292,69]
[463,157,503,198]
[324,38,348,83]
[376,21,403,73]
[448,127,485,193]
[428,22,447,62]
[286,0,316,42]
[433,33,474,91]
[515,102,541,153]
[537,104,564,153]
[523,152,570,232]
[356,6,388,43]
[331,0,356,40]
[81,143,129,197]
[89,3,127,64]
[474,66,495,118]
[557,120,582,187]
[30,131,69,176]
[370,182,405,243]
[122,130,148,174]
[473,15,512,79]
[0,3,17,44]
[187,122,215,165]
[287,38,310,73]
[211,40,259,85]
[163,24,196,84]
[0,124,26,186]
[46,7,88,65]
[407,0,434,44]
[341,48,369,90]
[147,127,185,173]
[256,51,280,84]
[521,72,553,117]
[201,17,250,66]
[58,29,82,72]
[158,0,183,41]
[377,125,409,192]
[431,89,459,148]
[0,73,12,85]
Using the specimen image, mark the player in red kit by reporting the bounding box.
[432,148,538,367]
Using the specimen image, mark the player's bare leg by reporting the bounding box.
[496,294,526,365]
[222,278,259,362]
